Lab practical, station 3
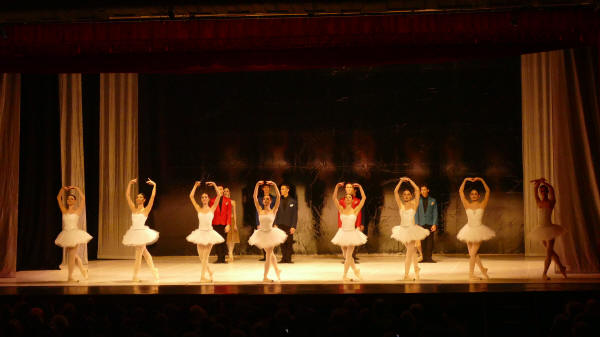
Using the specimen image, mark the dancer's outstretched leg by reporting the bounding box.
[67,247,76,281]
[142,246,159,280]
[472,242,488,279]
[263,248,273,282]
[133,246,143,281]
[467,242,477,281]
[73,246,87,280]
[404,242,415,280]
[270,247,281,281]
[411,241,421,280]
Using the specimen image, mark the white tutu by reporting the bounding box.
[530,224,565,241]
[186,211,224,245]
[249,213,287,249]
[55,213,92,247]
[390,225,430,243]
[55,229,93,248]
[456,224,496,242]
[248,228,287,249]
[530,207,566,241]
[331,228,367,246]
[122,213,159,246]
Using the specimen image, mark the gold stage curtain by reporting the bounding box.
[98,73,139,259]
[521,49,600,272]
[59,73,89,266]
[0,74,20,278]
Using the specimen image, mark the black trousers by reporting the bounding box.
[277,224,294,262]
[421,224,435,262]
[212,225,227,262]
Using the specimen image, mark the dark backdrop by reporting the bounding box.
[139,57,523,256]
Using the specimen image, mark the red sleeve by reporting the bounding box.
[209,198,215,207]
[337,198,345,228]
[353,197,362,227]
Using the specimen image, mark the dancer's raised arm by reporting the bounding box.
[253,181,264,211]
[332,182,344,212]
[394,178,404,208]
[267,181,281,213]
[207,181,222,213]
[475,177,490,208]
[144,178,157,215]
[406,177,420,208]
[531,178,544,204]
[126,178,137,212]
[459,178,469,208]
[71,186,85,215]
[352,183,367,214]
[189,181,202,212]
[56,186,69,214]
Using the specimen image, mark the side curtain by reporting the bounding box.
[521,48,600,272]
[0,74,20,277]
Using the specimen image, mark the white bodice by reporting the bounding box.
[258,213,276,232]
[62,213,79,231]
[197,212,215,230]
[465,208,484,226]
[537,207,552,226]
[399,208,416,227]
[131,213,148,229]
[340,213,357,231]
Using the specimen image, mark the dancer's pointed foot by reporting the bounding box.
[82,268,89,280]
[559,265,568,279]
[542,274,551,281]
[403,274,411,281]
[67,277,77,282]
[343,276,351,282]
[200,277,213,283]
[152,267,159,280]
[414,266,421,281]
[481,267,489,280]
[263,277,274,283]
[228,254,234,262]
[417,254,423,262]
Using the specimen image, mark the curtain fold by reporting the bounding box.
[521,49,600,272]
[59,73,88,266]
[98,73,138,259]
[0,74,20,278]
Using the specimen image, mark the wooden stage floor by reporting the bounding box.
[2,255,600,295]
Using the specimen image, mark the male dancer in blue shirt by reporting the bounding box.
[415,184,438,263]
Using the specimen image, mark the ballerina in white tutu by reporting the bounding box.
[331,182,367,281]
[457,177,495,281]
[249,180,287,282]
[531,178,567,280]
[391,177,429,280]
[124,178,160,281]
[55,186,92,281]
[187,181,225,282]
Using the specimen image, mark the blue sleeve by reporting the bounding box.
[432,199,438,227]
[414,202,421,225]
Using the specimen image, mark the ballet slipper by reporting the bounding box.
[152,267,159,281]
[82,268,89,280]
[559,265,568,279]
[343,276,352,282]
[542,274,551,281]
[403,274,411,281]
[200,277,213,283]
[417,255,423,262]
[481,267,489,280]
[263,277,274,283]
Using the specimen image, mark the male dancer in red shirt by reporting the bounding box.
[338,183,364,262]
[209,185,232,263]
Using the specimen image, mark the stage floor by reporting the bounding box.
[2,254,600,295]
